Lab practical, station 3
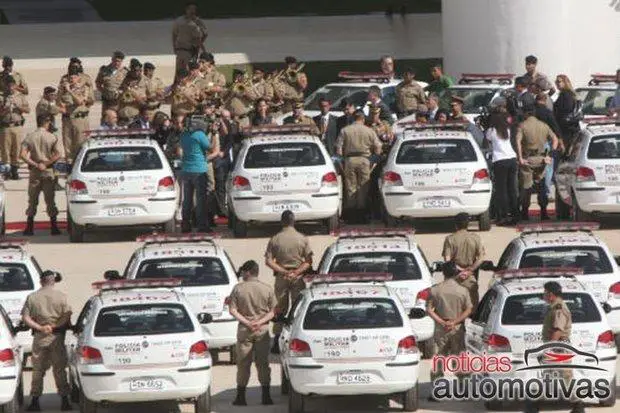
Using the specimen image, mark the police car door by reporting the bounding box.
[69,298,95,382]
[465,289,497,355]
[279,296,305,365]
[584,133,620,196]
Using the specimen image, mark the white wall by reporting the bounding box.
[441,0,620,86]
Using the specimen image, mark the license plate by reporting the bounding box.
[129,379,163,391]
[272,203,302,213]
[422,198,451,208]
[107,207,137,217]
[337,372,371,384]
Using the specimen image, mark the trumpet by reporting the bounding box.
[61,81,86,106]
[285,63,305,84]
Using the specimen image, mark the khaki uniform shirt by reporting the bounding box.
[23,129,63,173]
[442,229,484,268]
[280,83,305,113]
[542,298,572,342]
[336,123,382,157]
[96,65,129,102]
[170,83,201,116]
[201,69,226,88]
[396,81,426,113]
[145,76,165,110]
[118,76,149,120]
[172,16,208,50]
[229,278,277,333]
[1,71,28,95]
[517,116,556,157]
[428,278,473,321]
[35,99,61,119]
[21,287,72,346]
[264,226,313,271]
[282,115,320,135]
[225,86,253,117]
[57,82,94,117]
[0,92,29,125]
[58,73,93,90]
[245,80,274,102]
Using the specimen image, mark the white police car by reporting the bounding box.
[0,240,45,366]
[317,229,434,341]
[279,273,427,413]
[68,279,213,413]
[555,118,620,220]
[466,268,617,409]
[576,74,618,120]
[66,129,177,243]
[226,125,341,237]
[115,233,238,363]
[0,302,25,413]
[488,222,620,335]
[380,122,493,230]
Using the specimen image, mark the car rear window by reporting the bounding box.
[501,293,601,325]
[135,258,229,286]
[519,247,613,275]
[587,135,620,159]
[94,304,194,337]
[303,298,402,330]
[396,139,477,164]
[244,142,325,169]
[81,147,163,172]
[328,252,422,281]
[0,264,34,291]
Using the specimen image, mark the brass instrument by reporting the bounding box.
[285,62,305,84]
[61,81,86,107]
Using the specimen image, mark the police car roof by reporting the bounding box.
[84,138,157,149]
[519,230,601,248]
[324,79,404,88]
[585,125,620,135]
[0,240,29,261]
[246,134,320,144]
[497,277,586,295]
[137,242,219,259]
[308,283,393,300]
[333,237,414,253]
[97,288,183,307]
[576,85,616,92]
[449,84,511,90]
[402,129,473,140]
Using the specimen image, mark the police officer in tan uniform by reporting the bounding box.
[524,281,583,413]
[95,51,129,121]
[395,68,427,118]
[229,260,277,407]
[143,62,166,119]
[244,67,274,104]
[198,53,226,100]
[21,115,63,236]
[117,59,149,125]
[516,103,559,221]
[1,56,28,95]
[426,261,473,401]
[58,58,93,91]
[442,213,485,308]
[36,87,61,131]
[22,270,72,411]
[225,69,254,128]
[280,70,308,115]
[172,1,208,73]
[265,210,313,354]
[58,67,95,162]
[367,105,393,219]
[169,68,201,118]
[283,101,320,135]
[0,76,30,180]
[336,110,382,223]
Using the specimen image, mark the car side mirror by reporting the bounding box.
[602,303,612,314]
[103,270,122,280]
[614,256,620,267]
[479,260,496,272]
[408,308,427,319]
[14,322,30,333]
[430,261,444,273]
[197,313,213,324]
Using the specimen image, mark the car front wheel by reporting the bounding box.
[195,387,211,413]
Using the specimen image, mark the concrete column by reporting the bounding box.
[441,0,620,85]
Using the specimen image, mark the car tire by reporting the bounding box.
[571,192,592,222]
[1,388,18,413]
[402,383,419,412]
[209,350,219,365]
[281,366,289,395]
[478,210,491,231]
[0,207,5,235]
[194,387,211,413]
[555,189,570,220]
[229,346,237,365]
[227,206,234,229]
[382,204,398,228]
[231,215,248,238]
[68,213,85,243]
[69,373,80,403]
[600,375,616,407]
[288,387,304,413]
[325,214,339,234]
[163,218,176,233]
[16,375,23,406]
[79,389,97,413]
[484,400,503,410]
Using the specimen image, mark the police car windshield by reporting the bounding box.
[501,293,601,325]
[576,88,616,116]
[94,304,194,337]
[81,147,163,172]
[587,135,620,159]
[135,258,229,286]
[0,264,34,292]
[519,246,613,275]
[328,252,422,280]
[444,88,498,113]
[303,298,402,330]
[244,142,325,169]
[396,139,477,164]
[304,86,367,111]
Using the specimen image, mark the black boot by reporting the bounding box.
[50,217,61,235]
[26,397,41,412]
[261,385,273,405]
[10,165,19,180]
[540,208,550,221]
[271,335,280,355]
[23,217,35,236]
[232,386,247,406]
[60,396,72,411]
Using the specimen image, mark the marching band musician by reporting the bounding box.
[224,69,254,128]
[198,52,226,101]
[143,62,166,120]
[0,75,30,180]
[282,101,320,135]
[168,68,202,119]
[95,51,129,122]
[117,59,149,125]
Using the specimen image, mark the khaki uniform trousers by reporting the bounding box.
[26,170,58,218]
[344,156,371,210]
[458,275,479,309]
[30,334,70,397]
[430,325,466,382]
[207,162,215,192]
[62,116,89,161]
[273,274,305,335]
[236,325,271,387]
[0,126,24,165]
[175,49,194,74]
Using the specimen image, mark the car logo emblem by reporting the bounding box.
[351,335,357,342]
[283,172,288,178]
[119,175,125,182]
[434,168,440,174]
[142,341,149,348]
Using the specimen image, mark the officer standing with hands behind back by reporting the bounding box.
[21,270,72,411]
[229,260,277,407]
[265,210,313,354]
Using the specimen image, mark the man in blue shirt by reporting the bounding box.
[180,117,211,232]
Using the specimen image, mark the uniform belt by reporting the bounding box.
[345,152,368,157]
[71,112,89,119]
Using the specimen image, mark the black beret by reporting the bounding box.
[285,56,297,64]
[525,55,538,64]
[44,86,56,94]
[70,57,82,64]
[2,56,12,66]
[188,61,200,70]
[130,58,142,69]
[144,62,155,70]
[68,66,80,76]
[113,50,125,59]
[199,52,214,63]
